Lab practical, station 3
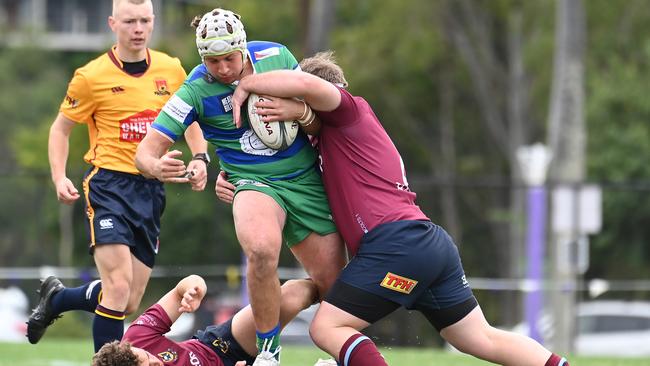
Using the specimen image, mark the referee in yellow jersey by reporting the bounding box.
[27,0,209,352]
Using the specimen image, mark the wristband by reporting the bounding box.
[192,152,210,166]
[297,106,316,127]
[298,100,310,121]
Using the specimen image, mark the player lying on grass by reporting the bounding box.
[92,275,318,366]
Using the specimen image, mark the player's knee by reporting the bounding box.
[124,292,145,314]
[309,312,332,347]
[246,246,280,273]
[100,278,131,302]
[309,320,326,347]
[281,279,317,311]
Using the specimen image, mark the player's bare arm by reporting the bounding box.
[48,112,81,205]
[156,275,207,323]
[231,70,341,128]
[135,129,190,183]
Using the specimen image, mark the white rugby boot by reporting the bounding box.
[252,337,281,366]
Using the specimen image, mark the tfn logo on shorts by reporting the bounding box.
[99,218,114,230]
[380,272,418,294]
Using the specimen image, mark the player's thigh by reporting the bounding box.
[313,301,371,330]
[439,306,492,353]
[94,244,134,282]
[291,232,346,296]
[232,189,286,254]
[125,254,153,313]
[310,300,371,353]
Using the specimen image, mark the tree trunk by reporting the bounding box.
[546,0,586,354]
[442,0,532,325]
[436,67,462,244]
[301,0,336,56]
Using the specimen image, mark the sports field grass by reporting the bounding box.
[1,340,649,366]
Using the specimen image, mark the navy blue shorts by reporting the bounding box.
[193,318,255,366]
[325,220,477,330]
[82,167,165,268]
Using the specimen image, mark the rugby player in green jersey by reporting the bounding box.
[135,8,346,366]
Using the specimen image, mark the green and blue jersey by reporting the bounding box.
[152,41,316,181]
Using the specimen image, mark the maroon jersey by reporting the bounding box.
[123,304,223,366]
[315,88,429,256]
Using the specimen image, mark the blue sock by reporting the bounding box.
[256,323,281,360]
[92,304,125,352]
[51,280,102,315]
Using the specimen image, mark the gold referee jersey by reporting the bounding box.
[60,46,186,174]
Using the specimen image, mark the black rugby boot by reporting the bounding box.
[26,276,65,344]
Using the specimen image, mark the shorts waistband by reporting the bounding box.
[94,166,161,183]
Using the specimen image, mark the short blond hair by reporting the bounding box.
[299,51,348,88]
[112,0,150,16]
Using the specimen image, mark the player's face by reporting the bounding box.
[132,346,163,366]
[203,51,246,84]
[109,1,155,57]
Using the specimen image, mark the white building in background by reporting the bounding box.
[0,0,162,51]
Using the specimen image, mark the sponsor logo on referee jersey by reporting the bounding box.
[254,47,280,60]
[158,349,178,362]
[154,79,171,96]
[119,109,159,142]
[380,272,418,294]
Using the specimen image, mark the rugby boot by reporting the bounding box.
[26,276,65,344]
[252,339,281,366]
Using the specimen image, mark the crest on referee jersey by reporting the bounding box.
[154,79,170,96]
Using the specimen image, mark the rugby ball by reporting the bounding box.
[247,93,299,151]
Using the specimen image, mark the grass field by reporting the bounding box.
[1,340,649,366]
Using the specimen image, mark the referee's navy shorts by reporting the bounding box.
[325,220,477,330]
[82,167,165,268]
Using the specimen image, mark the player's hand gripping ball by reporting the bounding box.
[247,93,299,151]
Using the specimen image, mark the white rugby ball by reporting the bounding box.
[247,93,300,151]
